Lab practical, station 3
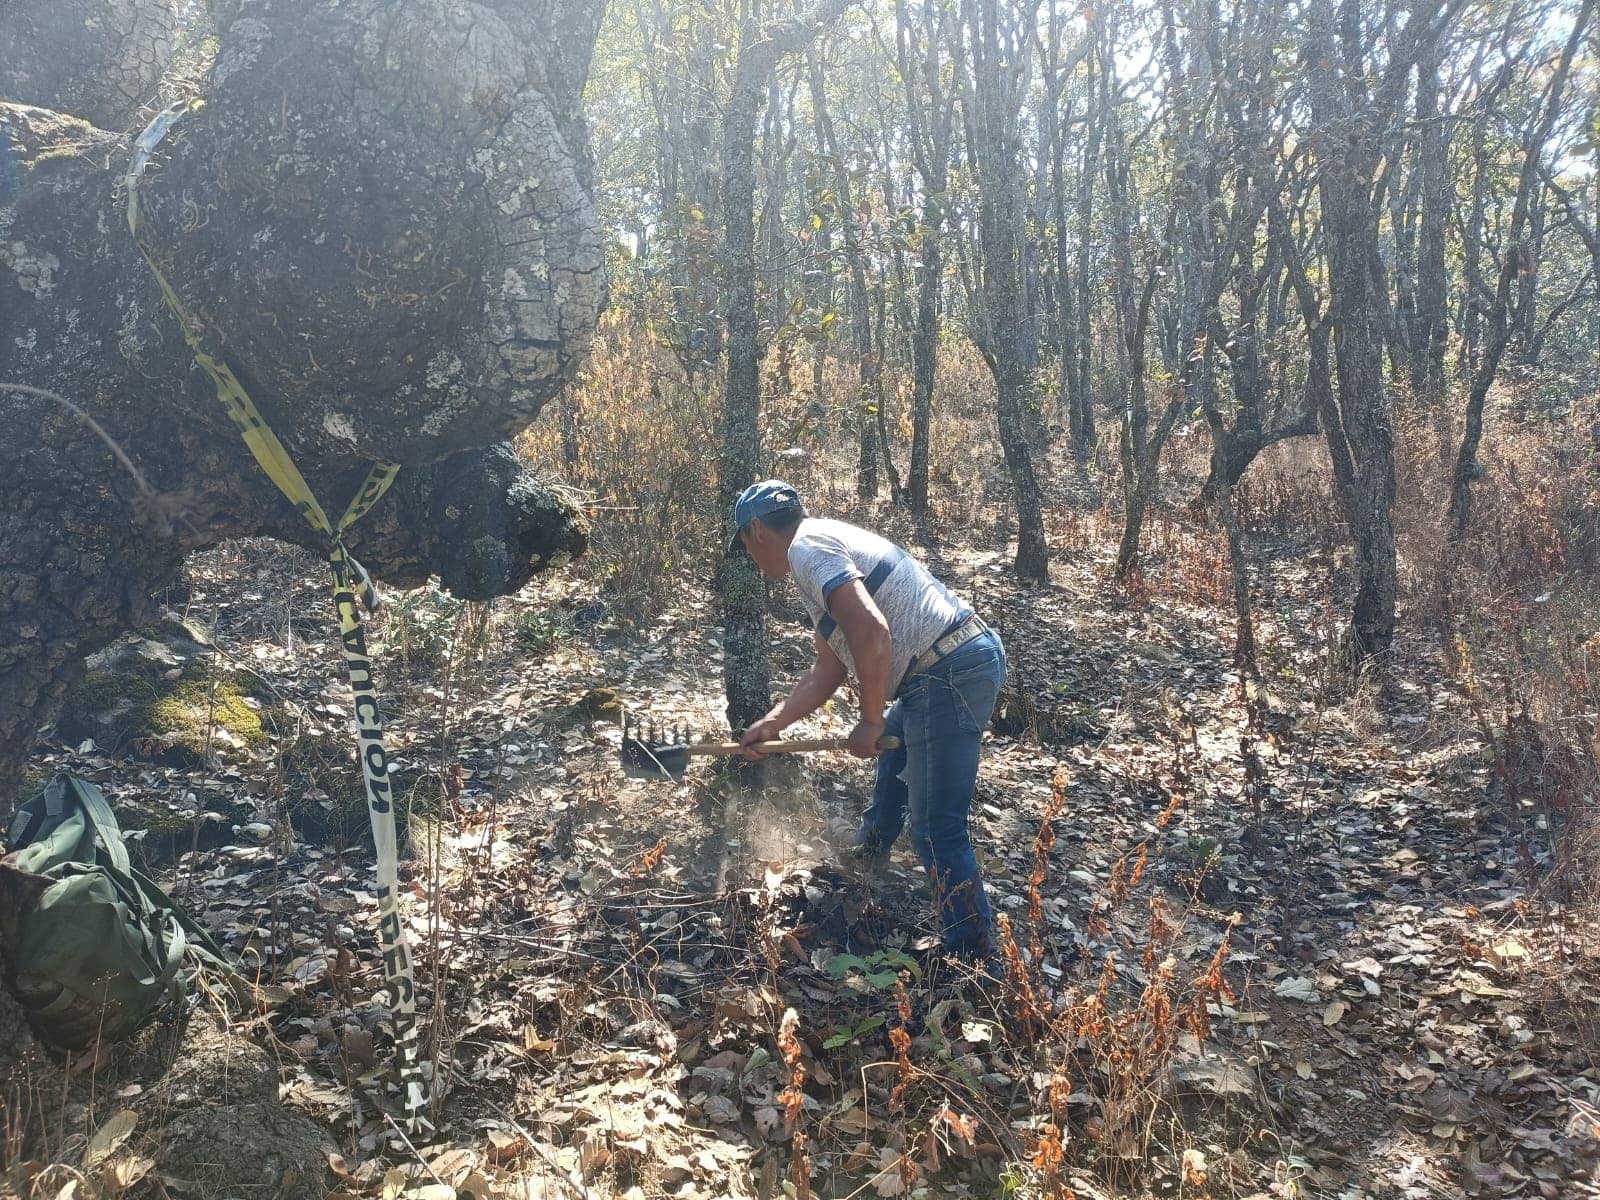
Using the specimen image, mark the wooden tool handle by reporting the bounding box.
[684,735,901,758]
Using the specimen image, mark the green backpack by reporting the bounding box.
[0,774,242,1050]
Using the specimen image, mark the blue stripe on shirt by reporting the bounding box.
[816,551,906,641]
[819,569,860,600]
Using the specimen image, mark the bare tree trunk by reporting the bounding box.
[759,76,801,362]
[641,0,725,382]
[1113,272,1164,580]
[879,152,919,372]
[1200,364,1260,683]
[1448,0,1593,538]
[1043,0,1092,472]
[1410,34,1450,400]
[1512,188,1547,366]
[719,0,855,732]
[807,49,880,501]
[896,0,957,515]
[1112,0,1258,582]
[960,0,1049,583]
[1271,193,1359,526]
[720,23,777,735]
[1072,44,1102,467]
[560,393,582,474]
[1302,0,1443,666]
[872,284,907,502]
[1200,0,1316,502]
[907,215,943,513]
[1202,251,1319,501]
[1459,115,1489,387]
[1104,32,1155,582]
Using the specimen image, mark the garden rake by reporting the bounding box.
[620,714,900,781]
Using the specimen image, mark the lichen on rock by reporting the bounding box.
[51,617,276,765]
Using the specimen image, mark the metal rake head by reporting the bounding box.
[620,713,695,781]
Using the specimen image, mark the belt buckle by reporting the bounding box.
[935,617,976,659]
[912,616,981,678]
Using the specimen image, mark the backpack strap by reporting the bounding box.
[55,860,189,1001]
[127,867,234,966]
[5,772,74,853]
[5,794,38,852]
[125,864,254,1006]
[62,777,133,875]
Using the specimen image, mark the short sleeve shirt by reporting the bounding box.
[786,517,972,695]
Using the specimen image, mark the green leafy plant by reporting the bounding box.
[990,1165,1026,1199]
[825,949,922,991]
[822,1013,886,1049]
[819,951,924,1048]
[385,588,464,676]
[511,610,569,655]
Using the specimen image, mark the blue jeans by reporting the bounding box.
[856,628,1006,957]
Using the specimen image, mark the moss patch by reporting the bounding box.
[17,767,55,804]
[577,685,623,721]
[115,788,256,869]
[120,795,197,837]
[54,633,279,764]
[149,675,269,756]
[67,670,146,713]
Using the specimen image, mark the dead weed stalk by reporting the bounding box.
[988,761,1240,1193]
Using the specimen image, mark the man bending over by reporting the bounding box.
[730,480,1007,961]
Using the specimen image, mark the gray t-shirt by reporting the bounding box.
[787,517,972,695]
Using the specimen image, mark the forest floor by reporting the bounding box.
[11,499,1600,1200]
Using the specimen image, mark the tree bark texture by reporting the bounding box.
[1304,0,1411,666]
[0,0,181,131]
[639,2,724,380]
[896,0,957,515]
[718,0,855,733]
[961,0,1049,583]
[720,42,774,734]
[1201,367,1259,682]
[1202,220,1319,504]
[1072,43,1101,468]
[0,0,605,805]
[1113,0,1262,584]
[806,51,880,502]
[1409,34,1449,400]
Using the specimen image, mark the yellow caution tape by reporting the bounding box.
[128,101,431,1136]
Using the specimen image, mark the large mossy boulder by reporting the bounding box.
[44,613,430,859]
[51,615,274,766]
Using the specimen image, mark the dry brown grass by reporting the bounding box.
[1225,397,1600,894]
[518,308,726,625]
[519,309,1010,628]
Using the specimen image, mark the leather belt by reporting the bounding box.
[907,615,988,678]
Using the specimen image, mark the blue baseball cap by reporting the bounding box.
[729,479,803,552]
